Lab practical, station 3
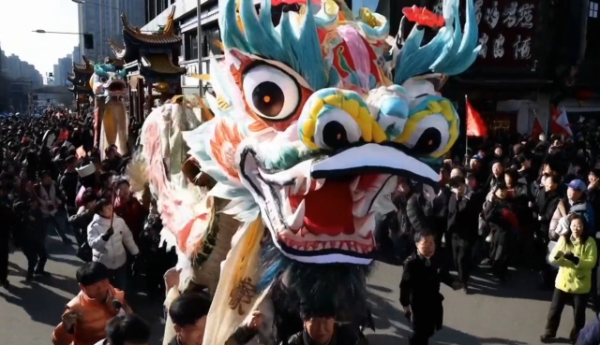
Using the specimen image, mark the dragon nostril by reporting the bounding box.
[322,121,350,149]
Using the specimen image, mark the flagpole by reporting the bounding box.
[465,94,469,165]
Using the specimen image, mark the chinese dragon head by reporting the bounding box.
[90,62,129,158]
[137,0,480,342]
[90,62,128,98]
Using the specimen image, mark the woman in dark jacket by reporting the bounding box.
[483,183,519,282]
[505,168,533,263]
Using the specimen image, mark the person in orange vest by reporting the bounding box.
[52,262,132,345]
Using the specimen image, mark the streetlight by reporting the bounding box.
[33,30,80,35]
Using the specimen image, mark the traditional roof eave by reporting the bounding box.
[140,54,186,75]
[108,39,126,60]
[121,6,181,45]
[72,55,95,74]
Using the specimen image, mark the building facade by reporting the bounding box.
[1,53,43,86]
[57,55,73,87]
[78,0,146,61]
[139,0,595,138]
[53,64,60,86]
[141,0,231,95]
[72,46,82,64]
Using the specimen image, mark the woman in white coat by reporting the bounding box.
[87,198,139,291]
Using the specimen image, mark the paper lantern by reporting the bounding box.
[154,82,170,93]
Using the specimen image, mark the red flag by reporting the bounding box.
[551,106,573,137]
[531,117,544,138]
[466,99,488,137]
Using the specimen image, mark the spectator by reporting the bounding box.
[88,199,139,291]
[542,215,598,343]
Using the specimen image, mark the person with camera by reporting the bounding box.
[88,198,139,292]
[541,214,598,343]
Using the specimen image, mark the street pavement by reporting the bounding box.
[0,234,598,345]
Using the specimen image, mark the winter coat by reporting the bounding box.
[446,191,480,241]
[550,200,596,240]
[59,170,79,210]
[549,236,598,294]
[69,209,95,236]
[34,182,62,217]
[87,214,139,270]
[535,189,561,237]
[576,313,600,345]
[587,184,600,232]
[406,193,429,234]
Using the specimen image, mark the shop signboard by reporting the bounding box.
[430,0,542,74]
[473,0,539,71]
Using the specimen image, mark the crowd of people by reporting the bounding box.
[6,106,600,345]
[376,128,600,344]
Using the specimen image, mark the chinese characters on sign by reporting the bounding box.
[475,0,537,69]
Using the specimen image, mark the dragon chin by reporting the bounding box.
[258,239,373,323]
[102,79,127,97]
[238,143,440,265]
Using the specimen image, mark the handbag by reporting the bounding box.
[76,242,92,262]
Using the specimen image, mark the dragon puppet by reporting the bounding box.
[90,62,129,159]
[129,0,480,343]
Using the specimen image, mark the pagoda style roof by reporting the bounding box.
[111,6,181,62]
[140,54,186,75]
[72,56,94,74]
[68,56,94,95]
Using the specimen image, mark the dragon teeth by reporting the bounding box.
[285,199,306,230]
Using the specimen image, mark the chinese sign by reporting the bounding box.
[432,0,538,70]
[476,0,537,68]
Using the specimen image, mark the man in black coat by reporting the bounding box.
[446,177,480,293]
[59,155,80,216]
[400,231,462,345]
[0,186,13,288]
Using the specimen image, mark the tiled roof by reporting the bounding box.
[121,6,181,45]
[141,54,186,75]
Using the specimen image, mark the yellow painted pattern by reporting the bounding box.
[394,99,458,158]
[300,92,386,150]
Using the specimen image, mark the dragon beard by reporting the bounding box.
[259,236,373,328]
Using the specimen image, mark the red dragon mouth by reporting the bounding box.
[238,144,439,265]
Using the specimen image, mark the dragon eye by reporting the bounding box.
[404,114,450,156]
[242,64,300,121]
[100,77,108,83]
[313,108,362,150]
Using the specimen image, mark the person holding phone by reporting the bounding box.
[88,198,139,292]
[541,215,598,343]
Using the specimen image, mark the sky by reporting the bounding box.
[0,0,79,80]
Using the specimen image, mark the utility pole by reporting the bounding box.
[197,0,204,97]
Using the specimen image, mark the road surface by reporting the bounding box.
[0,235,596,345]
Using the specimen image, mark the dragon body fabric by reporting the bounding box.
[131,0,480,343]
[90,63,129,159]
